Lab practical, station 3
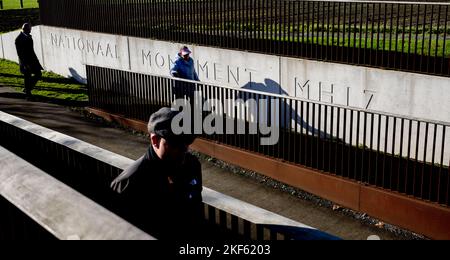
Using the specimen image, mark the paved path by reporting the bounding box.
[0,85,405,240]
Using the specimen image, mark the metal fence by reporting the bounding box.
[86,65,450,206]
[39,0,450,76]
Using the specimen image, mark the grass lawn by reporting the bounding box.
[0,0,39,10]
[0,58,88,103]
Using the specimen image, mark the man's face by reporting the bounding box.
[23,25,32,34]
[183,54,190,61]
[151,134,188,163]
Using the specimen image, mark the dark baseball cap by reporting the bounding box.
[147,107,196,146]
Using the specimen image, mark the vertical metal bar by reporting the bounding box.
[405,119,412,194]
[300,101,309,165]
[398,118,405,192]
[306,0,310,58]
[382,116,390,188]
[407,4,414,70]
[370,3,375,67]
[291,0,295,56]
[353,2,358,64]
[434,5,442,74]
[427,5,434,73]
[362,111,367,183]
[335,2,345,61]
[293,100,303,163]
[331,1,336,61]
[375,114,382,186]
[301,0,306,57]
[413,121,421,197]
[375,3,381,66]
[336,107,341,175]
[312,0,316,58]
[245,0,250,50]
[343,108,348,177]
[357,2,363,65]
[438,126,446,203]
[414,4,421,69]
[421,122,429,198]
[329,105,334,173]
[252,0,264,51]
[270,0,275,53]
[355,110,360,180]
[317,103,321,169]
[342,2,346,62]
[321,1,326,60]
[430,123,438,201]
[388,3,395,68]
[369,113,374,185]
[394,3,400,69]
[257,94,261,154]
[323,104,328,170]
[295,0,300,57]
[305,101,310,166]
[347,2,352,63]
[391,117,397,190]
[442,5,449,75]
[400,4,407,70]
[284,0,288,56]
[326,1,331,61]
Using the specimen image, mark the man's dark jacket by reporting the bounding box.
[110,146,203,240]
[15,32,43,73]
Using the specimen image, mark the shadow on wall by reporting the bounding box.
[241,79,328,138]
[69,67,87,85]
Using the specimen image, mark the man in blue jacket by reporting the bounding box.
[170,46,199,100]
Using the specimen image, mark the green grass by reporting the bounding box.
[273,36,450,58]
[190,22,450,57]
[0,59,88,102]
[0,0,39,10]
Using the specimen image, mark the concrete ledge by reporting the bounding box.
[0,145,153,240]
[0,111,132,171]
[0,110,321,238]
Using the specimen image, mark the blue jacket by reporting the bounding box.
[170,55,199,81]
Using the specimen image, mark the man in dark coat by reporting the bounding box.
[15,23,43,98]
[110,107,204,240]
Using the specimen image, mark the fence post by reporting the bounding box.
[0,1,3,10]
[20,0,23,9]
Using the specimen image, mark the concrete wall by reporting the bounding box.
[0,27,43,67]
[1,25,449,123]
[280,57,450,124]
[1,29,19,63]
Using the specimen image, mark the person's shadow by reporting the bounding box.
[69,68,87,85]
[240,78,328,138]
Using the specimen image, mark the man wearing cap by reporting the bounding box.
[170,46,199,101]
[15,23,43,99]
[110,107,203,240]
